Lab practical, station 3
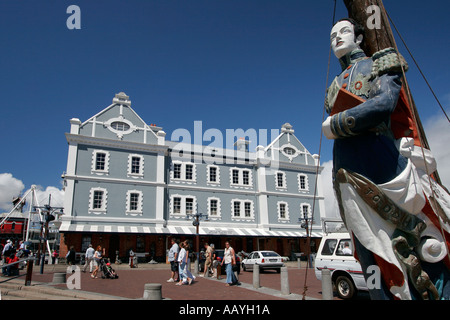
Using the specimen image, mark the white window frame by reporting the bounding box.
[169,194,197,218]
[275,171,287,190]
[126,190,143,216]
[229,167,253,189]
[127,154,144,178]
[91,150,110,175]
[298,173,309,192]
[230,199,255,221]
[206,165,220,186]
[207,197,222,220]
[277,201,290,222]
[170,161,197,184]
[88,187,108,214]
[300,203,313,220]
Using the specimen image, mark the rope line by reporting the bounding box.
[301,0,337,301]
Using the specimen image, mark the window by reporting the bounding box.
[131,157,140,174]
[207,197,221,219]
[89,187,107,214]
[279,203,286,218]
[111,121,130,132]
[232,169,239,184]
[336,239,353,256]
[171,161,196,183]
[207,165,220,185]
[210,199,218,215]
[283,147,296,155]
[277,201,290,222]
[298,174,309,191]
[244,202,251,217]
[174,163,181,179]
[95,153,106,171]
[277,173,284,187]
[230,168,253,188]
[233,201,241,217]
[130,193,139,211]
[243,170,250,185]
[170,195,197,217]
[128,154,144,178]
[91,150,110,175]
[231,199,254,220]
[173,197,181,214]
[81,236,92,252]
[185,164,193,180]
[275,171,287,190]
[301,203,313,221]
[321,239,337,256]
[186,198,194,214]
[209,167,217,182]
[93,190,103,209]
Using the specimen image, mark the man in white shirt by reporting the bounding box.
[167,238,179,282]
[82,244,95,273]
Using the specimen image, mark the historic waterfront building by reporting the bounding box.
[60,92,326,262]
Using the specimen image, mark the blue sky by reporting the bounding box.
[0,0,449,210]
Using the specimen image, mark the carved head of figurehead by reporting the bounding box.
[330,18,364,59]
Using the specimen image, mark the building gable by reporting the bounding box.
[265,123,317,166]
[78,92,159,145]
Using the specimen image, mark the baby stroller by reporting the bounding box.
[100,258,119,279]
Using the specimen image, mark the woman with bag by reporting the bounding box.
[221,241,240,286]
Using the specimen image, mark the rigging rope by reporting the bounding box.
[377,0,450,267]
[383,9,450,123]
[301,0,337,301]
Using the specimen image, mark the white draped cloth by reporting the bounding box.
[338,137,450,299]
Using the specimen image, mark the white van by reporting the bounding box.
[315,220,368,299]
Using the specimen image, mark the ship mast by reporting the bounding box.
[343,0,441,184]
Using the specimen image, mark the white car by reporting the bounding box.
[315,232,368,299]
[241,250,284,273]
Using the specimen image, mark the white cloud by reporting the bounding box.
[31,185,65,208]
[424,110,450,188]
[0,173,64,213]
[0,173,25,211]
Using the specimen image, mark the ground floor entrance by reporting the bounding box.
[59,232,320,263]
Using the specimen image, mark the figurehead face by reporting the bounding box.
[330,20,363,59]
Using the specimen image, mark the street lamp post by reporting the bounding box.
[186,213,208,275]
[33,200,64,274]
[298,214,313,269]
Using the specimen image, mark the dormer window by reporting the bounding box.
[283,147,296,155]
[111,121,130,132]
[105,116,134,139]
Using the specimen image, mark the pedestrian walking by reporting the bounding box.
[167,238,179,282]
[91,245,104,279]
[221,241,239,286]
[66,246,76,265]
[176,241,194,285]
[183,240,195,284]
[83,244,95,272]
[201,242,213,277]
[51,250,59,264]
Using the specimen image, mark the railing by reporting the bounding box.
[1,257,36,286]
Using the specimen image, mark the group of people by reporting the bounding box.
[80,244,105,279]
[1,239,31,277]
[167,239,196,285]
[167,239,240,287]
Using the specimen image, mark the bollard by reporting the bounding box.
[52,272,67,284]
[297,257,301,269]
[143,283,162,300]
[321,268,333,300]
[253,264,260,289]
[280,267,290,295]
